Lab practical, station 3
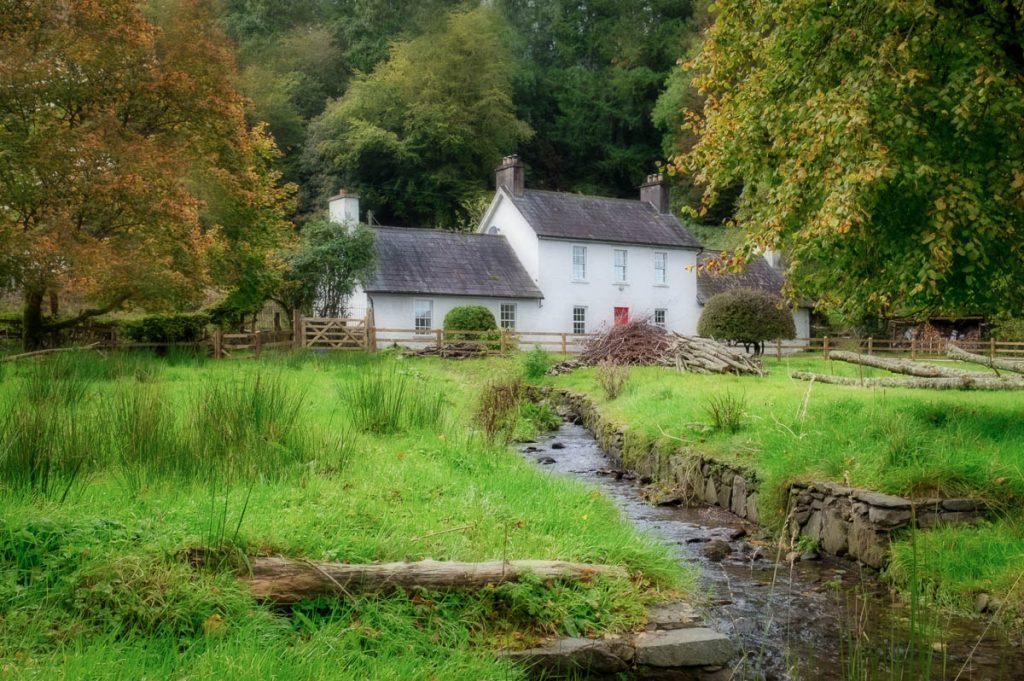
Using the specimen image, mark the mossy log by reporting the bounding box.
[826,350,995,378]
[248,558,629,604]
[947,344,1024,375]
[791,371,1024,390]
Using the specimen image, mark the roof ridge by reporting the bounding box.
[521,188,656,207]
[373,226,503,238]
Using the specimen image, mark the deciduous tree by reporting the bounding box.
[676,1,1024,320]
[0,0,293,349]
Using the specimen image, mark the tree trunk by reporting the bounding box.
[22,288,47,351]
[247,558,629,605]
[791,371,1024,390]
[947,344,1024,374]
[827,350,992,378]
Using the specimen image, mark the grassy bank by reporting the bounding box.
[550,356,1024,618]
[0,351,690,679]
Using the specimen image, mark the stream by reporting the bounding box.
[520,422,1023,680]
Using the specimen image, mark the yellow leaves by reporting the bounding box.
[1012,170,1024,191]
[934,197,947,211]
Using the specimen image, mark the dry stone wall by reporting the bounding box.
[553,389,987,569]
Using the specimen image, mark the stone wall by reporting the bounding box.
[553,389,986,569]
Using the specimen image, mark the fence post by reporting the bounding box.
[561,333,568,354]
[822,336,830,359]
[776,338,782,360]
[911,337,917,360]
[253,330,263,359]
[212,330,223,359]
[990,336,996,360]
[867,337,873,356]
[500,329,507,355]
[435,329,444,358]
[292,309,302,349]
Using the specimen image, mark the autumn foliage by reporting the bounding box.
[0,0,294,348]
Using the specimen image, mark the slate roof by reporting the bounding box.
[364,227,543,299]
[506,189,702,249]
[696,252,790,305]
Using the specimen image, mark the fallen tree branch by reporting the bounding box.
[827,350,992,379]
[0,342,101,363]
[248,558,630,604]
[791,371,1024,390]
[947,344,1024,375]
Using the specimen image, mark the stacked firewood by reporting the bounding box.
[662,335,764,375]
[406,341,489,359]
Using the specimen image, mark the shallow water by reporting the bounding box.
[521,422,1023,680]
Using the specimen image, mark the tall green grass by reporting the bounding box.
[342,361,447,434]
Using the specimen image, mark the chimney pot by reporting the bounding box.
[496,154,525,197]
[640,173,670,214]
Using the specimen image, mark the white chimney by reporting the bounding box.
[328,189,360,225]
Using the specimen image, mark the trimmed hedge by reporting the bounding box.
[697,288,795,354]
[443,306,497,337]
[123,313,210,344]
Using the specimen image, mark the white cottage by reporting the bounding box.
[344,155,810,341]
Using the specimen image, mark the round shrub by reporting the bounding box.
[697,288,795,355]
[443,305,497,341]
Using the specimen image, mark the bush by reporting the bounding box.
[444,305,497,341]
[595,360,628,400]
[123,313,210,344]
[993,317,1024,342]
[522,346,551,380]
[697,288,795,355]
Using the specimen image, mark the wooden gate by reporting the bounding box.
[299,316,370,350]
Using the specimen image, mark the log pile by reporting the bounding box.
[792,349,1024,390]
[662,335,764,376]
[405,341,490,359]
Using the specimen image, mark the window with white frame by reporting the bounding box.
[572,306,586,335]
[654,309,667,327]
[572,245,587,281]
[654,251,667,284]
[614,249,628,283]
[414,299,433,333]
[500,303,517,330]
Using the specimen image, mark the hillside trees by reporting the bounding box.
[0,0,293,349]
[305,7,532,230]
[675,0,1024,320]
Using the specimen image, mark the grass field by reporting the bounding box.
[0,350,690,680]
[550,356,1024,618]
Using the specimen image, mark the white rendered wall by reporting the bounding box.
[531,240,702,335]
[478,193,540,281]
[368,294,543,346]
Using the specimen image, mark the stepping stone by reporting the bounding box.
[645,602,700,631]
[633,627,735,667]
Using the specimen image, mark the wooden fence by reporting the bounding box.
[771,336,1024,360]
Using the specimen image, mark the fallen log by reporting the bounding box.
[827,351,992,379]
[791,371,1024,390]
[947,344,1024,375]
[248,557,630,604]
[0,342,101,363]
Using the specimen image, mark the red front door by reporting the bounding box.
[614,307,629,326]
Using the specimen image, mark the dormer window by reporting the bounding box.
[614,249,628,283]
[572,245,587,281]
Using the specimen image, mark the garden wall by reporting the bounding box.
[553,389,986,569]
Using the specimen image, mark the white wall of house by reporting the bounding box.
[794,307,811,339]
[479,191,540,281]
[368,293,543,345]
[531,239,701,335]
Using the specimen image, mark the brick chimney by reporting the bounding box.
[640,174,669,214]
[328,188,360,225]
[495,155,524,196]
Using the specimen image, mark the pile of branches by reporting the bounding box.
[552,321,762,376]
[578,320,675,366]
[406,341,490,359]
[666,335,763,375]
